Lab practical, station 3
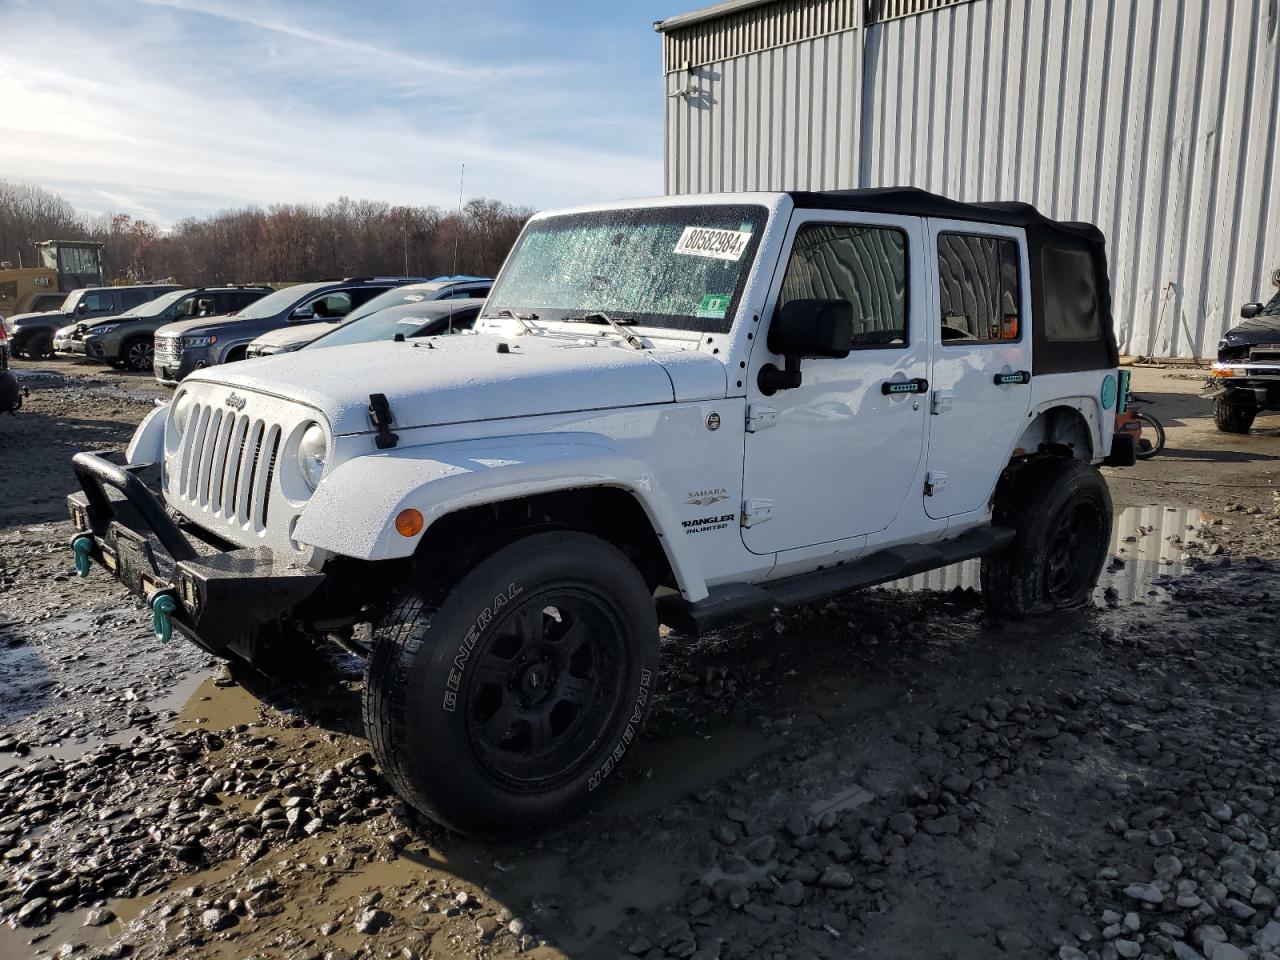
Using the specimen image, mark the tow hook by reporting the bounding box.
[71,534,94,578]
[151,592,179,644]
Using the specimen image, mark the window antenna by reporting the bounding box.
[449,162,465,334]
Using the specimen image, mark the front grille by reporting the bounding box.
[154,334,182,366]
[176,402,282,531]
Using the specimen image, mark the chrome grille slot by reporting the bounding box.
[154,334,181,365]
[175,403,281,531]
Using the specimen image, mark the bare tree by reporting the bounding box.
[0,178,533,286]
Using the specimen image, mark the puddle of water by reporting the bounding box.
[881,504,1218,604]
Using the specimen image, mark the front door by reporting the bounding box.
[741,211,930,555]
[923,220,1034,519]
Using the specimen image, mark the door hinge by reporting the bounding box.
[745,404,778,432]
[741,498,774,527]
[931,390,955,415]
[924,471,949,497]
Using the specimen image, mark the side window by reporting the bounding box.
[305,291,354,319]
[171,296,199,320]
[937,233,1021,344]
[121,290,149,310]
[778,224,908,348]
[1041,247,1101,342]
[83,292,114,313]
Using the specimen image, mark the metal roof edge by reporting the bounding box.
[653,0,779,33]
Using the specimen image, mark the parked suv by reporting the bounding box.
[246,277,491,357]
[11,284,180,360]
[69,189,1130,837]
[152,277,426,385]
[57,286,271,371]
[1206,276,1280,433]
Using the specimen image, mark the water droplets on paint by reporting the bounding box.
[881,505,1221,605]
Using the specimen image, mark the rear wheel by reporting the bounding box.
[982,458,1113,618]
[1214,396,1256,434]
[121,337,154,372]
[363,531,658,837]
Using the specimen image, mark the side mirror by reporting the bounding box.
[758,299,852,394]
[291,306,315,322]
[77,302,88,314]
[1241,302,1264,319]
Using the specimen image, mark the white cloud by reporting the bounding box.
[0,1,663,228]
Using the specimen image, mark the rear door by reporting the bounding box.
[923,221,1033,519]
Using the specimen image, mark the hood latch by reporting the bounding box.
[368,393,400,450]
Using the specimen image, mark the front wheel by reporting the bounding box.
[121,337,154,372]
[1214,396,1256,434]
[982,459,1113,618]
[363,531,659,837]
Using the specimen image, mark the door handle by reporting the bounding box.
[993,370,1032,386]
[881,377,929,396]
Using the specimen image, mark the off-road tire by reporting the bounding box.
[121,336,154,372]
[1214,396,1256,434]
[981,458,1113,618]
[363,531,659,837]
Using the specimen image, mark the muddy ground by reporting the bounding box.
[0,358,1278,960]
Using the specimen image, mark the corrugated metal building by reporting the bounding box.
[655,0,1280,359]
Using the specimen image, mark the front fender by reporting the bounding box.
[292,432,708,601]
[126,404,168,464]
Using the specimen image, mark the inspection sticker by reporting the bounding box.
[697,293,732,319]
[674,226,752,261]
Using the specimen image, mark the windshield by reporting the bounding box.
[233,283,324,320]
[119,289,190,319]
[306,302,467,350]
[485,205,767,334]
[60,290,83,314]
[338,283,446,326]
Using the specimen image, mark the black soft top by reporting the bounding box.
[787,187,1117,374]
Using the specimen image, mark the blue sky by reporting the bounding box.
[0,0,684,227]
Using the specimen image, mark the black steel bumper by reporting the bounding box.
[67,452,325,656]
[1203,375,1280,409]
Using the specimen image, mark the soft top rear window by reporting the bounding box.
[1041,246,1102,342]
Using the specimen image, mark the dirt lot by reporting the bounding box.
[1,358,1278,960]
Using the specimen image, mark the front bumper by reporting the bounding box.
[67,452,325,655]
[1204,366,1280,408]
[54,337,87,357]
[154,350,205,386]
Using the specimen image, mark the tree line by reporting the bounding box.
[0,179,535,286]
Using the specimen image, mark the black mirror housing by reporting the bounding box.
[1241,302,1264,319]
[768,299,853,359]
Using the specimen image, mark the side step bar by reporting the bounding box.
[657,526,1015,636]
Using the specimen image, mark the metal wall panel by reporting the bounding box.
[664,0,1280,359]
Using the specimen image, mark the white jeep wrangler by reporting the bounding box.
[69,188,1134,836]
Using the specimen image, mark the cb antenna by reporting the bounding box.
[449,162,465,334]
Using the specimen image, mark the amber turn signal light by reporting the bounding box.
[395,508,424,537]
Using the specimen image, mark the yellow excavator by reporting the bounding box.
[0,240,105,317]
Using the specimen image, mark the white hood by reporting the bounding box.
[187,334,725,436]
[250,322,335,350]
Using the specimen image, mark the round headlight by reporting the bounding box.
[171,393,194,436]
[298,422,327,490]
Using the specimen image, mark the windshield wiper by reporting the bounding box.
[481,308,541,335]
[563,312,647,350]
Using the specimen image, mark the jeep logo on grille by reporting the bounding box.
[226,392,246,411]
